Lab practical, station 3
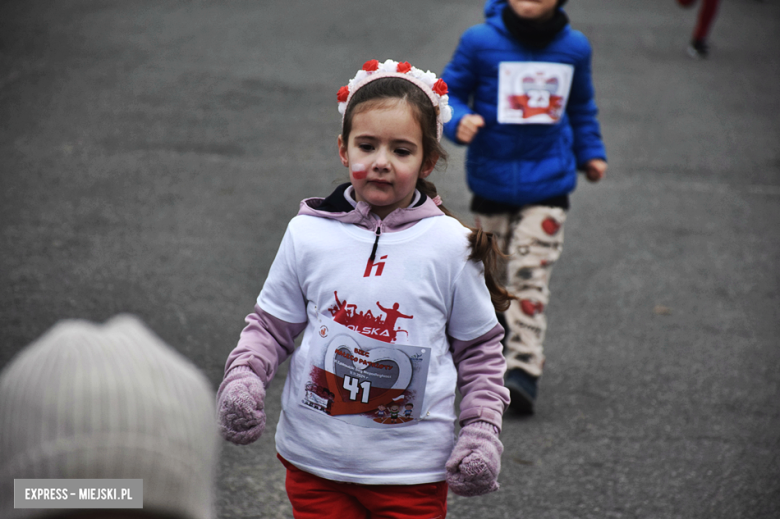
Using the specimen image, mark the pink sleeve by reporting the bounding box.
[224,304,307,386]
[449,323,510,432]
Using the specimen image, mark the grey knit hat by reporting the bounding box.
[0,315,219,519]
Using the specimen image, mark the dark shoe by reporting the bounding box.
[505,369,538,415]
[687,39,709,59]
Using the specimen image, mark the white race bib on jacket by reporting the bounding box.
[497,61,574,124]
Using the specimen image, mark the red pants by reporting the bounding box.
[677,0,721,41]
[279,455,448,519]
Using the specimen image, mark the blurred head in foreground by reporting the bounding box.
[0,315,219,519]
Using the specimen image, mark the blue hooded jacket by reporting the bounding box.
[441,0,607,206]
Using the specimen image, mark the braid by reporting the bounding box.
[468,228,514,312]
[416,178,516,312]
[416,178,453,218]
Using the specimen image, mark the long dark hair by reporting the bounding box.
[342,77,515,312]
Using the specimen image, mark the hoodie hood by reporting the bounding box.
[298,183,444,233]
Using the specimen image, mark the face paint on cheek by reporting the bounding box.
[351,163,367,180]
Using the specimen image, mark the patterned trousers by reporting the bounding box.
[475,205,566,377]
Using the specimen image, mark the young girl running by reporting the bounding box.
[218,59,511,518]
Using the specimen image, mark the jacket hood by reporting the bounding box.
[297,183,444,233]
[485,0,508,29]
[484,0,568,30]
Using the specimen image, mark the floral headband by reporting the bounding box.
[337,59,453,141]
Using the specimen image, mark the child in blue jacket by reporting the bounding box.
[441,0,607,414]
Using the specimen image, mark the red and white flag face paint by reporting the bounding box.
[351,163,367,180]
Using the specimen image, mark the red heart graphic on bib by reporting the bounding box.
[333,346,400,402]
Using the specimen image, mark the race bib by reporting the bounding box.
[299,295,431,428]
[497,62,574,124]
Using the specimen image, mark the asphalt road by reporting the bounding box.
[1,1,779,518]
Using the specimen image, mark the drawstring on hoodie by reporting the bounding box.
[369,226,381,262]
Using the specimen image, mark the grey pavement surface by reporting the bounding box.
[1,1,779,518]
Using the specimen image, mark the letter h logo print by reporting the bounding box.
[363,255,388,277]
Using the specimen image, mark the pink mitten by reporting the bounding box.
[445,421,503,497]
[216,366,266,445]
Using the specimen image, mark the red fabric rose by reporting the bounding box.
[362,59,379,72]
[396,62,412,74]
[432,78,448,96]
[337,86,350,103]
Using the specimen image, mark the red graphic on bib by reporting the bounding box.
[306,364,408,417]
[327,291,413,343]
[508,72,564,121]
